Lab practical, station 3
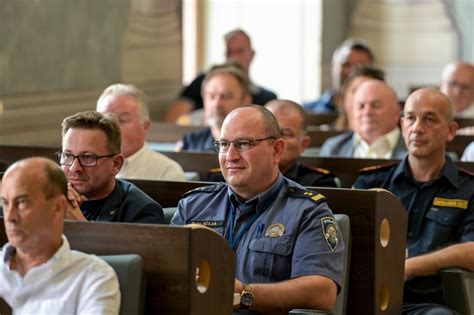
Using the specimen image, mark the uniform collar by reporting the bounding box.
[227,173,284,213]
[392,155,459,188]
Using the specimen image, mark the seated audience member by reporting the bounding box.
[440,61,474,118]
[320,80,406,158]
[96,83,185,181]
[304,38,374,114]
[165,29,276,122]
[335,65,385,130]
[354,88,474,315]
[0,157,120,314]
[59,111,164,223]
[172,106,343,314]
[206,100,337,187]
[176,63,251,151]
[461,141,474,161]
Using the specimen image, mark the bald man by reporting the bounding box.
[0,158,120,314]
[440,61,474,118]
[320,80,406,158]
[354,88,474,314]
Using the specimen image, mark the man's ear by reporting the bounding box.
[111,154,125,175]
[273,138,286,165]
[143,119,151,133]
[301,135,311,153]
[446,121,459,142]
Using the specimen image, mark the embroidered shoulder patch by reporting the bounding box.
[182,183,225,198]
[286,187,326,204]
[359,162,398,174]
[433,197,468,210]
[321,217,339,251]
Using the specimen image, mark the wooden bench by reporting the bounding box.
[0,222,236,315]
[2,144,474,188]
[128,179,407,315]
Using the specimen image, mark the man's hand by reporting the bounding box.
[65,183,87,221]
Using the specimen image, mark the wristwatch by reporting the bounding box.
[240,286,254,309]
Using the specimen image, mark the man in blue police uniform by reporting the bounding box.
[354,88,474,315]
[172,106,343,314]
[176,62,252,152]
[205,99,338,187]
[60,111,164,224]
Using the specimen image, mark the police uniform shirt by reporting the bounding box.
[354,156,474,304]
[171,174,343,288]
[285,162,337,187]
[181,128,215,152]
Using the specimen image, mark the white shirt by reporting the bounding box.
[456,104,474,118]
[118,143,186,181]
[0,236,120,315]
[353,128,401,159]
[461,141,474,161]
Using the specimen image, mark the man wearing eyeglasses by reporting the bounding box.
[171,106,343,314]
[440,61,474,118]
[59,111,164,223]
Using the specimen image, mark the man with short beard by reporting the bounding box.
[176,62,251,152]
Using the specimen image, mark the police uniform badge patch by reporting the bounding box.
[265,223,285,237]
[321,217,338,251]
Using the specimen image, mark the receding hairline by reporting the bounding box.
[442,61,474,81]
[354,79,399,104]
[405,88,454,122]
[96,83,150,120]
[265,99,307,131]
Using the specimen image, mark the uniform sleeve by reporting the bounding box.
[459,198,474,242]
[353,174,372,189]
[290,201,344,288]
[77,260,121,315]
[170,198,187,226]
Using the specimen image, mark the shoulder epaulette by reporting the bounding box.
[182,182,226,198]
[304,165,333,175]
[286,186,326,204]
[208,167,222,173]
[359,162,398,174]
[459,167,474,177]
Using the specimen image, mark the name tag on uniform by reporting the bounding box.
[189,220,224,227]
[432,197,468,210]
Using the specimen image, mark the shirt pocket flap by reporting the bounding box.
[426,209,460,226]
[249,236,293,256]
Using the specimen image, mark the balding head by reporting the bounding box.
[440,61,474,114]
[352,80,401,144]
[1,157,68,254]
[265,100,310,172]
[402,88,458,160]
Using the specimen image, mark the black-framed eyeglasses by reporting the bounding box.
[214,137,276,153]
[56,152,117,167]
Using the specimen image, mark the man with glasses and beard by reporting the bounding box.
[171,106,343,314]
[59,111,163,223]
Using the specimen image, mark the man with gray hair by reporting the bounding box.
[97,83,185,181]
[304,38,374,114]
[440,61,474,118]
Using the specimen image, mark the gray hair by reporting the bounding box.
[97,83,149,120]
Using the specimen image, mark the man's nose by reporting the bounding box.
[68,157,83,172]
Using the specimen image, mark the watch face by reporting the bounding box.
[241,291,254,306]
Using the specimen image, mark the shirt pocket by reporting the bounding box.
[247,236,294,282]
[424,208,463,248]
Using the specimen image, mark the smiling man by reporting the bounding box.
[172,106,343,314]
[354,88,474,314]
[60,111,163,223]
